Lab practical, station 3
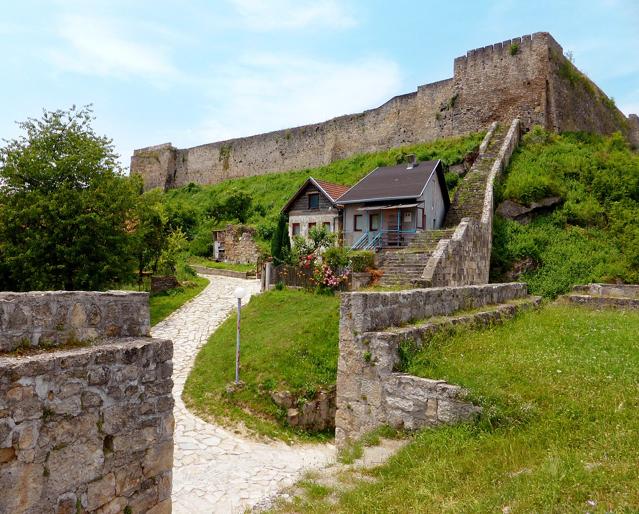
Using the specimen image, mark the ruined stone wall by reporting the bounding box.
[0,293,173,514]
[0,291,150,353]
[222,225,262,264]
[335,283,529,446]
[132,32,636,191]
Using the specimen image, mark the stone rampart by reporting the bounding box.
[132,32,636,191]
[0,292,173,514]
[421,119,521,287]
[0,291,150,353]
[335,283,530,446]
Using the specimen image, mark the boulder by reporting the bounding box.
[496,197,562,224]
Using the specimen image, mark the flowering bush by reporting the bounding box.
[312,262,349,292]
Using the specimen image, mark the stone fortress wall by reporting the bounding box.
[0,292,173,513]
[132,32,637,191]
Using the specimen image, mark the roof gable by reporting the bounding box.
[281,177,349,213]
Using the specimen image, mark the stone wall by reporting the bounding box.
[220,225,262,265]
[132,32,636,191]
[0,292,173,514]
[629,114,639,149]
[420,119,521,287]
[335,283,530,447]
[0,291,150,353]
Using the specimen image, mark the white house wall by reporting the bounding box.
[288,212,339,240]
[419,175,446,229]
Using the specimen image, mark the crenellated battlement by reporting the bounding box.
[132,32,635,191]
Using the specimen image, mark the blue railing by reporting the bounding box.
[351,229,417,251]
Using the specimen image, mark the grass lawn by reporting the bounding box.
[277,304,639,512]
[149,276,209,326]
[183,288,340,442]
[189,256,256,273]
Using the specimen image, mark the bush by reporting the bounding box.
[323,246,350,269]
[350,250,375,272]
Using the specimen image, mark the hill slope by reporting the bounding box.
[492,128,639,297]
[159,133,484,252]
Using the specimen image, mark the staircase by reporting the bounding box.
[378,229,455,286]
[377,123,513,288]
[444,124,507,227]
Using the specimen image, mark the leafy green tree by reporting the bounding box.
[223,189,253,223]
[131,188,168,280]
[0,105,138,290]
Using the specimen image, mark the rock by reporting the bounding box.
[448,163,467,177]
[496,196,563,224]
[503,257,538,282]
[87,472,116,510]
[270,390,295,409]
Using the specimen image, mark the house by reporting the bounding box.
[337,157,450,249]
[281,177,350,241]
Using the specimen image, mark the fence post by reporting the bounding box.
[264,262,273,291]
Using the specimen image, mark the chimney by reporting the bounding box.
[406,154,417,170]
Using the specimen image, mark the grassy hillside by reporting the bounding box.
[160,133,484,253]
[492,128,639,297]
[183,289,340,442]
[276,304,639,512]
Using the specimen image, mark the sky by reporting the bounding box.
[1,0,638,170]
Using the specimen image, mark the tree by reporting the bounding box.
[130,188,168,280]
[223,189,253,223]
[271,213,291,265]
[0,105,138,291]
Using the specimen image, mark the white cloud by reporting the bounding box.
[228,0,357,30]
[188,53,402,145]
[48,14,177,81]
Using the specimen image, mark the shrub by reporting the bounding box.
[350,250,375,272]
[323,246,350,269]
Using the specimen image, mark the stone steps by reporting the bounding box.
[377,123,509,288]
[444,125,507,228]
[367,296,542,349]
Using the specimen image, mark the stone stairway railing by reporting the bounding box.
[335,282,541,447]
[416,118,521,288]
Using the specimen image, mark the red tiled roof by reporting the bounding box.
[313,179,351,202]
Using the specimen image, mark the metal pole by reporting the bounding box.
[235,297,241,384]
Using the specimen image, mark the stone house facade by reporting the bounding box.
[281,177,349,241]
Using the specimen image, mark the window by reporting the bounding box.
[308,222,316,232]
[403,211,412,223]
[417,208,425,229]
[354,214,363,231]
[292,223,301,236]
[370,213,380,231]
[308,193,320,209]
[323,222,331,232]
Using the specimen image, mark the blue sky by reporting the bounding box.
[2,0,638,169]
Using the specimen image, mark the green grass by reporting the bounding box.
[149,276,209,326]
[162,132,484,243]
[183,288,340,442]
[492,128,639,297]
[189,256,256,273]
[278,304,639,512]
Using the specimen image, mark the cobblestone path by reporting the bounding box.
[151,275,335,513]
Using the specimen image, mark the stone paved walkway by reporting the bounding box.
[151,275,335,513]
